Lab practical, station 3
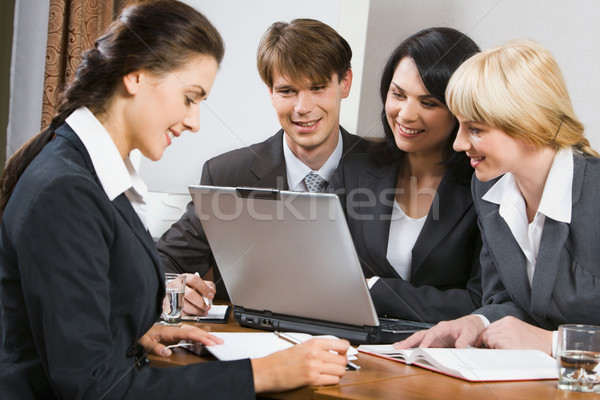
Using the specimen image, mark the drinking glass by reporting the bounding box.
[557,324,600,392]
[161,273,186,325]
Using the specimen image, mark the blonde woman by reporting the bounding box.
[397,40,600,356]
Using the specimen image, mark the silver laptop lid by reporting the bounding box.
[189,185,380,327]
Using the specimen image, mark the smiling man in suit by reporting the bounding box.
[157,18,369,313]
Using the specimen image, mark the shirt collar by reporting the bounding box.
[65,107,147,201]
[282,129,343,190]
[482,147,573,223]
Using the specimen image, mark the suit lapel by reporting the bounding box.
[340,126,366,157]
[112,194,165,310]
[411,172,472,273]
[530,155,584,319]
[480,205,532,308]
[250,130,288,189]
[529,219,568,318]
[112,194,161,265]
[358,165,400,277]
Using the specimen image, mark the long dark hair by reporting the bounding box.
[373,27,479,184]
[0,0,224,218]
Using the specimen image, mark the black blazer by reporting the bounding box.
[157,127,369,297]
[330,153,482,323]
[0,125,254,399]
[473,153,600,329]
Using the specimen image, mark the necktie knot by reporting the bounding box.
[304,172,327,192]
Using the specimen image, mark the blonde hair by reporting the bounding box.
[446,39,598,157]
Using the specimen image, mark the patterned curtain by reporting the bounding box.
[40,0,130,128]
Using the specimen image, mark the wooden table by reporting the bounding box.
[149,316,594,399]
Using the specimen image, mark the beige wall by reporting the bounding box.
[357,0,600,150]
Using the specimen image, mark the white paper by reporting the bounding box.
[205,332,358,361]
[197,305,229,320]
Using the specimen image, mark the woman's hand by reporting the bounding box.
[394,315,485,349]
[251,338,349,393]
[139,323,223,357]
[476,316,553,355]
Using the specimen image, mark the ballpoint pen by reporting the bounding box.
[194,272,213,307]
[274,331,361,371]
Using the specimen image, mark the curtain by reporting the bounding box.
[40,0,128,128]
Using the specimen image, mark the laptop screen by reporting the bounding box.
[188,185,380,327]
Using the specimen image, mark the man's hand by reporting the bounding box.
[181,273,216,316]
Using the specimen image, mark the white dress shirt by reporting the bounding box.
[478,147,573,356]
[283,130,343,191]
[65,107,148,227]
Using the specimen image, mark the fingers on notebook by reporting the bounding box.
[394,330,427,349]
[475,316,553,354]
[395,316,485,349]
[168,324,223,346]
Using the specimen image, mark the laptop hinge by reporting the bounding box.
[235,187,280,200]
[234,306,380,344]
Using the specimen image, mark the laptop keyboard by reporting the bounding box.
[379,317,432,332]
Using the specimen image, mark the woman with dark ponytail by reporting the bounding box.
[0,1,349,398]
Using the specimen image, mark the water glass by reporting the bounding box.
[161,273,186,324]
[557,324,600,392]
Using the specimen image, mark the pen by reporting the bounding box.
[274,331,360,371]
[194,272,213,307]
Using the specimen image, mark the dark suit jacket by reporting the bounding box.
[157,127,369,298]
[473,153,600,329]
[0,125,254,399]
[329,153,482,323]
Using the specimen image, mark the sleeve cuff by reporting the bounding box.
[367,276,380,289]
[473,314,491,328]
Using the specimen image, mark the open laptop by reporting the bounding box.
[189,185,432,344]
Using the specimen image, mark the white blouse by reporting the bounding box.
[385,199,427,281]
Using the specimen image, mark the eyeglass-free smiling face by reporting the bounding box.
[385,57,455,160]
[115,55,219,161]
[453,118,535,182]
[269,70,352,161]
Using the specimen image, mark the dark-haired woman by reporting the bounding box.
[0,1,348,398]
[331,27,482,323]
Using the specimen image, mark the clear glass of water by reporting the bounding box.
[161,273,186,325]
[557,324,600,392]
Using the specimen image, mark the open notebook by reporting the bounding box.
[189,185,431,344]
[358,345,558,381]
